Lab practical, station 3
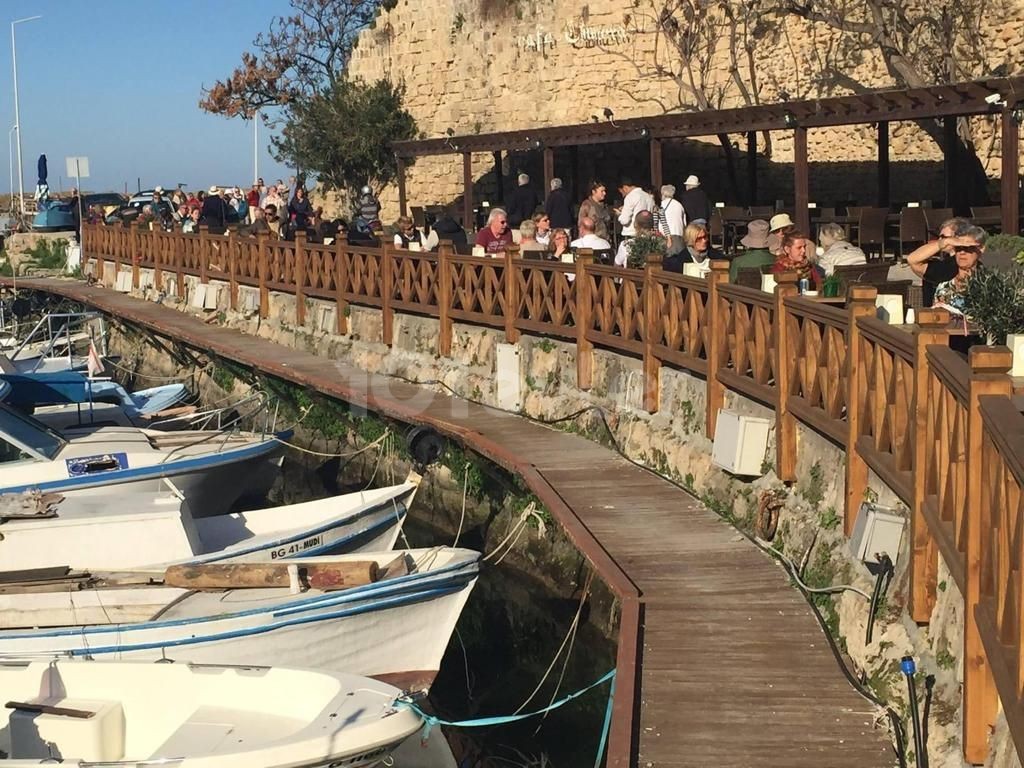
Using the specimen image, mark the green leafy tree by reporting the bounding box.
[272,78,417,198]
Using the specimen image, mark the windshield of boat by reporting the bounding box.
[0,401,66,461]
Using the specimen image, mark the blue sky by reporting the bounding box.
[0,0,295,195]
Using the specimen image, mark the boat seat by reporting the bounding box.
[7,697,125,761]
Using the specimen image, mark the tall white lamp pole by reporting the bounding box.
[11,15,41,217]
[8,125,16,210]
[253,110,259,185]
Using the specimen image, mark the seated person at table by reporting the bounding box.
[767,212,795,255]
[670,222,724,275]
[426,208,468,250]
[615,210,656,266]
[393,216,423,248]
[729,219,774,282]
[771,231,823,289]
[519,219,549,255]
[931,226,986,314]
[549,228,572,261]
[817,222,866,275]
[907,216,970,307]
[571,216,611,251]
[475,207,513,254]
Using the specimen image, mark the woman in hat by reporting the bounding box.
[729,219,775,282]
[766,212,795,255]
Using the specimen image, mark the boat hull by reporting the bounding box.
[0,550,479,694]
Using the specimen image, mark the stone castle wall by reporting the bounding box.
[344,0,1024,223]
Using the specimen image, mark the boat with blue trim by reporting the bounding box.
[0,547,480,695]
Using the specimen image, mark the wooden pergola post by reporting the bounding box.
[944,117,959,213]
[462,151,473,231]
[396,156,408,217]
[794,126,810,234]
[569,145,580,202]
[877,121,890,208]
[746,131,758,206]
[543,146,555,198]
[649,138,663,192]
[1002,107,1020,235]
[492,151,504,204]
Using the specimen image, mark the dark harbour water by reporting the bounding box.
[272,455,618,767]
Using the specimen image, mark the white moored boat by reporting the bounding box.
[0,379,284,517]
[0,477,418,573]
[0,548,480,694]
[0,660,422,767]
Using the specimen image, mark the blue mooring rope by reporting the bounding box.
[398,668,617,765]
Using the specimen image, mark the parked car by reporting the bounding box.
[81,192,127,217]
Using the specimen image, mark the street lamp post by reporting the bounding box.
[253,110,259,186]
[8,125,16,211]
[11,15,41,217]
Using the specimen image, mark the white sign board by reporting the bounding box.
[65,156,89,179]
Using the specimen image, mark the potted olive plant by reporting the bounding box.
[625,231,667,269]
[961,266,1024,375]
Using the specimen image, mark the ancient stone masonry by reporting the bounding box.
[347,0,1024,221]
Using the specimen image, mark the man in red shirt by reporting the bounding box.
[474,208,513,254]
[246,181,262,224]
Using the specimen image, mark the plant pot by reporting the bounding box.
[1007,333,1024,376]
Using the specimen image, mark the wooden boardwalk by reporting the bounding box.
[17,278,894,767]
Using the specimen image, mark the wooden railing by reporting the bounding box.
[80,221,1024,766]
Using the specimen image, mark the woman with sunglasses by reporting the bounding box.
[931,226,987,314]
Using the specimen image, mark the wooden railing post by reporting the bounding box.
[228,228,238,310]
[642,256,664,413]
[773,272,799,482]
[575,250,594,390]
[294,230,307,327]
[335,235,349,335]
[381,241,394,346]
[843,284,879,535]
[438,240,453,356]
[131,225,141,290]
[257,233,269,319]
[504,245,521,344]
[705,260,730,437]
[175,226,185,298]
[964,345,1014,763]
[198,225,209,284]
[909,309,951,622]
[153,226,163,292]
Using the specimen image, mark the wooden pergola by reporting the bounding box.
[392,76,1024,236]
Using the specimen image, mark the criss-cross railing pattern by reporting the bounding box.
[854,317,915,501]
[235,238,260,287]
[510,261,577,339]
[390,249,439,315]
[303,243,340,300]
[783,297,849,444]
[584,264,645,355]
[646,273,710,375]
[342,247,383,305]
[265,240,297,290]
[716,284,777,406]
[179,232,204,276]
[449,255,506,328]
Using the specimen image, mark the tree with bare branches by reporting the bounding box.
[199,0,396,119]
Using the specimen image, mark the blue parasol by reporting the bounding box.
[37,154,47,186]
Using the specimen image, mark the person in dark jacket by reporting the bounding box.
[431,209,468,249]
[198,186,230,230]
[544,178,573,231]
[288,186,315,232]
[506,173,538,228]
[678,175,711,224]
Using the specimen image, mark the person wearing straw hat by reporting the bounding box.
[728,219,775,282]
[198,185,230,229]
[767,212,795,255]
[679,175,710,225]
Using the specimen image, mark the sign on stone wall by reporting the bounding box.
[515,19,631,53]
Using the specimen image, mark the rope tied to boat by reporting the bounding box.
[481,501,546,565]
[396,668,616,768]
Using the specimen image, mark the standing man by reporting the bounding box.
[506,173,538,228]
[679,175,710,225]
[616,178,655,237]
[545,178,574,231]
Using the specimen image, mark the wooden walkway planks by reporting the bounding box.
[17,278,895,767]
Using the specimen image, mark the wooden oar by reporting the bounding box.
[163,561,380,591]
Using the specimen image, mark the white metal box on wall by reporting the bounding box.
[849,503,906,564]
[495,343,522,411]
[711,408,772,476]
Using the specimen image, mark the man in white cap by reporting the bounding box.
[679,175,710,225]
[767,212,795,255]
